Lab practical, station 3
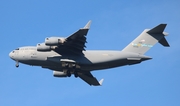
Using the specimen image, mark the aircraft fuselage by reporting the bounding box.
[9,46,151,71]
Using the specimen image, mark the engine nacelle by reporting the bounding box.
[53,71,67,77]
[37,43,51,51]
[45,37,65,46]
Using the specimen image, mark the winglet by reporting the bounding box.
[83,20,92,29]
[99,79,104,86]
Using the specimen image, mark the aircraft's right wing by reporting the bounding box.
[78,71,103,86]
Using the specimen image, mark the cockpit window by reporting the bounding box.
[15,48,19,50]
[12,51,15,53]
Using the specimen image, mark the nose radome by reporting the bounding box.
[9,51,13,59]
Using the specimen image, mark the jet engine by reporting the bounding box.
[53,71,67,77]
[37,43,51,51]
[45,37,65,46]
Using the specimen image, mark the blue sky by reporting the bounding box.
[1,0,180,106]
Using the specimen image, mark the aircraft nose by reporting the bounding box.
[9,51,14,59]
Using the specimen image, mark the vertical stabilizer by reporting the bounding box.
[122,24,169,54]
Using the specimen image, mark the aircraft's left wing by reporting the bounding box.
[78,71,103,86]
[55,21,91,55]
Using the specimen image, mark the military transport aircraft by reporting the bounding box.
[9,21,170,86]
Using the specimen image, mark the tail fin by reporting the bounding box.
[122,24,170,54]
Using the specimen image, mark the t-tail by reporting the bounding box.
[122,24,170,54]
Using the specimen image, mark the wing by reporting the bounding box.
[55,21,91,55]
[78,71,104,86]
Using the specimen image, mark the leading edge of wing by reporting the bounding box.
[78,71,104,86]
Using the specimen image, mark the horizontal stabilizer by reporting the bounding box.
[147,24,167,34]
[159,37,170,47]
